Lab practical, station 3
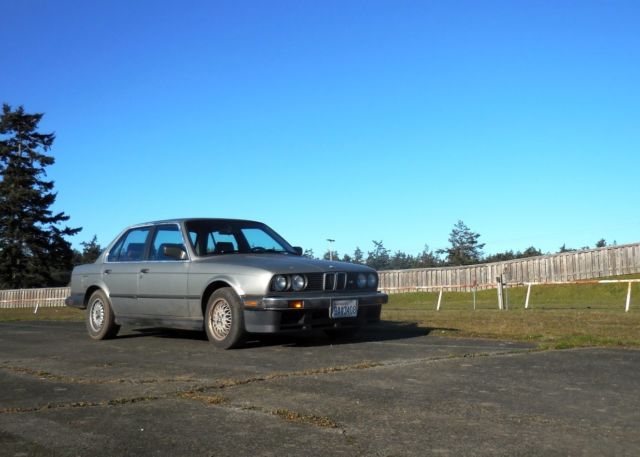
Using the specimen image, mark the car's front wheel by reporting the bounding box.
[86,290,120,340]
[204,288,245,349]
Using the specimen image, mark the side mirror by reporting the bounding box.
[293,246,303,256]
[163,245,188,261]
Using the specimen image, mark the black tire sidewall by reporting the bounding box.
[86,290,118,340]
[205,288,245,349]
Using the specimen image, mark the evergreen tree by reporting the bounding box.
[302,248,315,259]
[415,245,439,268]
[558,244,576,253]
[595,239,607,248]
[352,247,364,264]
[323,249,340,261]
[73,235,102,265]
[389,251,413,270]
[366,240,391,270]
[521,246,542,257]
[0,104,81,288]
[437,220,485,265]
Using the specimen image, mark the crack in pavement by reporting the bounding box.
[1,347,538,395]
[184,348,538,395]
[0,395,161,414]
[0,364,203,385]
[0,348,536,417]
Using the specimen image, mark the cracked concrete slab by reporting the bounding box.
[0,321,638,456]
[223,348,640,456]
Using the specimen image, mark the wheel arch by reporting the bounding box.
[201,279,243,316]
[84,285,105,307]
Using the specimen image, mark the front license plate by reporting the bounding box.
[330,300,358,319]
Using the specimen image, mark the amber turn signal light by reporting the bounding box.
[288,300,304,309]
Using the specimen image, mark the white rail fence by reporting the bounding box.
[0,287,70,310]
[410,279,638,312]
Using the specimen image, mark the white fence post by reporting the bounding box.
[625,282,632,312]
[525,283,532,309]
[496,276,504,310]
[436,288,443,311]
[473,287,477,311]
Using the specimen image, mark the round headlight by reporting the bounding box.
[291,274,306,291]
[367,273,377,288]
[273,275,288,291]
[357,273,367,288]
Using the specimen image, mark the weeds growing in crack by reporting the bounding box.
[271,408,338,428]
[178,391,227,405]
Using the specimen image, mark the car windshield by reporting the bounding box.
[185,220,295,256]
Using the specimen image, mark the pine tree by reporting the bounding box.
[73,235,102,265]
[437,220,485,265]
[352,247,364,264]
[366,240,391,270]
[0,104,81,288]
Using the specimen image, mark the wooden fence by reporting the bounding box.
[379,242,640,293]
[0,287,70,309]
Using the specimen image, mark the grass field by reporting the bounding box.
[383,274,640,348]
[1,275,639,348]
[385,274,640,311]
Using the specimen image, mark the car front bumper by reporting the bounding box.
[241,291,387,333]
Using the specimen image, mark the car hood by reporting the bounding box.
[194,254,375,274]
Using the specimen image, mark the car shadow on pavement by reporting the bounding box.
[267,321,459,348]
[115,320,459,348]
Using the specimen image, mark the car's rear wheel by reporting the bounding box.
[204,288,245,349]
[86,290,120,340]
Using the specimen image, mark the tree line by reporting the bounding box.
[0,105,617,289]
[304,219,614,271]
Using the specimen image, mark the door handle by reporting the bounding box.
[140,268,150,274]
[104,269,112,275]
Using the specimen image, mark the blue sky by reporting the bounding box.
[2,0,639,258]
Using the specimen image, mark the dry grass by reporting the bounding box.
[271,408,338,428]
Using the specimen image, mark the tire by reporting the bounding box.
[86,290,120,340]
[324,327,360,340]
[204,288,245,349]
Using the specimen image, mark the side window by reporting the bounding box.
[107,227,151,262]
[151,225,187,261]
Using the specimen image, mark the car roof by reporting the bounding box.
[130,218,263,227]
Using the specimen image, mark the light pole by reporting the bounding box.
[326,239,335,261]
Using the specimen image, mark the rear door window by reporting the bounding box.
[151,225,187,260]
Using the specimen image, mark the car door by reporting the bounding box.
[137,224,191,317]
[102,226,152,317]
